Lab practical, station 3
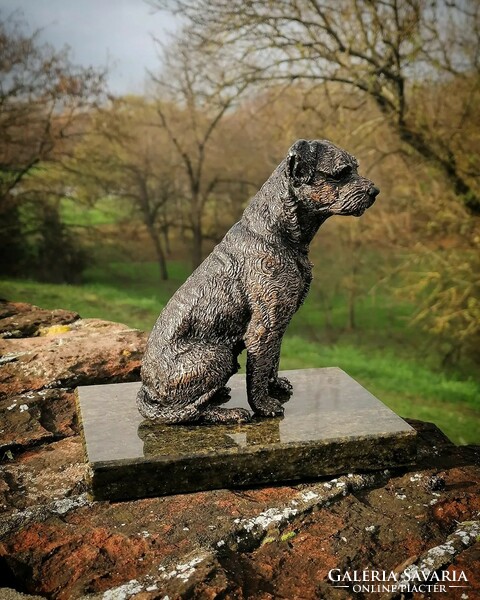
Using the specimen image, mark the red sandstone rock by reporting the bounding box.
[0,437,86,512]
[434,543,480,600]
[0,389,76,455]
[0,318,146,399]
[0,302,478,599]
[0,301,79,339]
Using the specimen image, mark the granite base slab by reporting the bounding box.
[76,368,417,501]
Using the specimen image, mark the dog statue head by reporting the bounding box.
[286,139,379,217]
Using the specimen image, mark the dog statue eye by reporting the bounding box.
[332,165,353,181]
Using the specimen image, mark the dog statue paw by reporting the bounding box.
[199,406,252,425]
[268,376,293,402]
[252,397,285,418]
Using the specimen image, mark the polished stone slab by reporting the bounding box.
[76,368,417,501]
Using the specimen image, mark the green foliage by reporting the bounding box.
[404,248,480,366]
[1,197,88,284]
[60,197,132,227]
[0,14,105,282]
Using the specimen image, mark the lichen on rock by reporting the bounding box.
[0,301,479,599]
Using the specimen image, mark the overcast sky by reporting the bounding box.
[0,0,178,94]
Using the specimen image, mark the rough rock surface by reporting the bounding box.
[0,301,79,339]
[0,301,479,599]
[0,314,145,399]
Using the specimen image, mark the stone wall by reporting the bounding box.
[0,301,479,599]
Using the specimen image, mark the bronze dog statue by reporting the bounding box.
[137,139,379,424]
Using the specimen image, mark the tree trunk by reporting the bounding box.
[191,220,203,270]
[162,225,171,256]
[155,239,169,281]
[146,222,168,280]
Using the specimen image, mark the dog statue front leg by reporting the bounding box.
[246,330,285,417]
[268,354,293,402]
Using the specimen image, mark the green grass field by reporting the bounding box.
[2,258,478,445]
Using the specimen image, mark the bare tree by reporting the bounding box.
[149,34,251,268]
[150,0,480,213]
[0,14,105,201]
[63,97,177,280]
[0,13,106,276]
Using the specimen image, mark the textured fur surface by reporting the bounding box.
[137,139,379,424]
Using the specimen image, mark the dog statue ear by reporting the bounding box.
[287,140,319,187]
